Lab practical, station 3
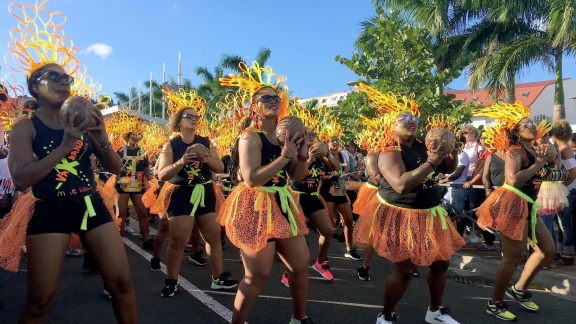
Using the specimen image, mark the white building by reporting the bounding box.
[297,90,352,109]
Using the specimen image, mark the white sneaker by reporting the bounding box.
[425,307,459,324]
[125,226,135,233]
[376,312,398,323]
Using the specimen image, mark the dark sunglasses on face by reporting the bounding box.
[36,71,75,85]
[519,121,535,129]
[181,114,200,121]
[257,95,281,103]
[461,132,468,135]
[397,114,419,124]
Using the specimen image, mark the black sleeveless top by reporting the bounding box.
[320,152,345,193]
[31,115,95,199]
[169,135,212,185]
[378,138,440,209]
[511,145,543,200]
[259,132,288,187]
[489,153,505,187]
[291,159,326,193]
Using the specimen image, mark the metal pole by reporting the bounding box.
[162,62,166,120]
[178,51,182,86]
[138,79,141,113]
[149,72,153,116]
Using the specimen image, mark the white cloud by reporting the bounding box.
[81,43,113,59]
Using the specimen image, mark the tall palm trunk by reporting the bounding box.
[553,47,565,121]
[505,71,516,103]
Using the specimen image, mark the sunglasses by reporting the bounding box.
[396,115,419,124]
[519,121,535,129]
[36,71,75,85]
[182,114,201,121]
[307,132,317,138]
[257,95,281,103]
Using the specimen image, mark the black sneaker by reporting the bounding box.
[413,269,420,278]
[189,250,207,266]
[345,248,363,261]
[103,289,112,300]
[143,239,154,251]
[160,278,177,297]
[290,316,315,324]
[211,271,239,290]
[151,257,161,271]
[358,266,370,281]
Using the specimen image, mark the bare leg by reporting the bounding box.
[428,260,450,311]
[232,244,276,324]
[130,193,150,241]
[190,224,201,253]
[491,228,528,302]
[85,222,137,324]
[383,260,417,314]
[116,194,130,237]
[153,217,168,258]
[307,209,334,262]
[336,202,355,251]
[515,218,555,290]
[276,235,311,320]
[18,234,69,324]
[363,244,376,268]
[325,201,338,230]
[166,216,194,279]
[195,212,223,277]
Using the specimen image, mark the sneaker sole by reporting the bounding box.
[280,279,289,288]
[357,274,370,281]
[160,286,177,297]
[211,284,239,290]
[505,291,539,312]
[485,309,517,321]
[344,254,362,261]
[151,267,161,271]
[311,265,334,281]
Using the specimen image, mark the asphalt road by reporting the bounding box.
[1,223,574,324]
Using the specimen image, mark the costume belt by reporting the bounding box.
[188,181,212,216]
[255,185,300,236]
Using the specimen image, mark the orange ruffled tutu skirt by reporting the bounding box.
[356,194,465,266]
[352,182,378,215]
[217,182,308,253]
[148,181,225,219]
[0,182,116,273]
[477,186,530,241]
[536,181,568,215]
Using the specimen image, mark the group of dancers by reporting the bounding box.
[0,1,568,324]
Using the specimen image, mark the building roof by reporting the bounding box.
[445,79,569,107]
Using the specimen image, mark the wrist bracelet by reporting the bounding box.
[425,161,437,172]
[280,154,291,160]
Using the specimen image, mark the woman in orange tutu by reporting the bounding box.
[474,103,555,321]
[218,62,312,324]
[355,84,463,324]
[353,153,380,281]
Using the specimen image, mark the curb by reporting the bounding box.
[450,251,576,300]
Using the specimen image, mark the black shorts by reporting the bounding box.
[299,193,326,217]
[319,189,349,205]
[167,183,216,217]
[27,193,113,236]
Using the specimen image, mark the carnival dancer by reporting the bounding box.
[474,102,555,321]
[0,3,136,322]
[316,105,362,261]
[218,62,313,324]
[354,84,464,324]
[352,123,386,281]
[114,121,153,249]
[155,88,237,297]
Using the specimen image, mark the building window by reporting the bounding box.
[460,98,466,103]
[321,99,327,103]
[471,97,478,102]
[331,96,337,101]
[339,96,344,100]
[533,114,551,123]
[522,91,530,97]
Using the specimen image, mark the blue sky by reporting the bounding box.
[1,0,575,102]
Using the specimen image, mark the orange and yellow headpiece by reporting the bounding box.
[315,105,344,142]
[0,75,32,131]
[219,62,290,124]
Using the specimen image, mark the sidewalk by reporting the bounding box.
[450,243,576,299]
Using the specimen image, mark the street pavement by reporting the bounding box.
[1,222,575,324]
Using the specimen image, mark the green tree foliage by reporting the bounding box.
[336,8,465,139]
